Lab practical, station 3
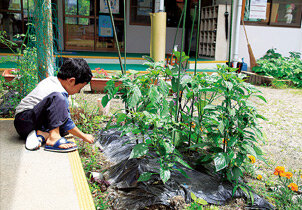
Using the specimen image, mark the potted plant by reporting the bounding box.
[2,69,18,82]
[90,68,122,93]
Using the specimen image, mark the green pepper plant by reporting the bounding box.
[102,54,267,193]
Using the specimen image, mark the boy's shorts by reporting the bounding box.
[14,92,70,139]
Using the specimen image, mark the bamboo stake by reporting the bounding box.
[106,0,124,74]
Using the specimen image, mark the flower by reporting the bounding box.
[191,122,196,129]
[274,166,285,176]
[248,155,256,164]
[288,183,298,192]
[94,68,109,79]
[285,172,293,179]
[257,175,262,180]
[222,138,229,144]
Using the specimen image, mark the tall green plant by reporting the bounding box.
[102,57,266,190]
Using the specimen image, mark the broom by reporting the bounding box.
[242,20,257,71]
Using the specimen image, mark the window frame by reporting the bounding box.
[242,0,302,28]
[129,0,155,26]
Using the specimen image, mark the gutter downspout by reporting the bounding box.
[232,0,242,63]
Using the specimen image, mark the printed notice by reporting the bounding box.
[249,0,267,19]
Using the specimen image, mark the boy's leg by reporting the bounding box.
[32,92,75,149]
[14,110,45,150]
[15,92,75,150]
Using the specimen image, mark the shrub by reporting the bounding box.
[253,49,302,87]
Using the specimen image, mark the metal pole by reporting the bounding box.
[194,0,201,75]
[106,0,124,74]
[228,0,234,65]
[123,0,126,72]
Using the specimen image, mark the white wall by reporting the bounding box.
[126,25,182,54]
[238,25,302,67]
[126,1,182,54]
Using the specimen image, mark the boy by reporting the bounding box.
[14,58,94,152]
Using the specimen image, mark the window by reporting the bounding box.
[130,0,183,27]
[243,0,302,28]
[65,0,91,25]
[130,0,154,25]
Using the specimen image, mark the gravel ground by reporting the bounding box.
[250,87,302,173]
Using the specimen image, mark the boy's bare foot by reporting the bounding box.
[46,137,76,149]
[46,127,76,149]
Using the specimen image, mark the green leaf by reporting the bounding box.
[171,77,179,93]
[163,142,174,154]
[149,86,160,103]
[188,142,208,149]
[101,95,110,107]
[160,167,171,184]
[116,113,127,123]
[129,86,142,108]
[191,192,197,201]
[250,190,254,205]
[253,145,263,156]
[160,99,169,117]
[138,172,153,182]
[142,55,155,63]
[158,79,169,95]
[256,114,267,121]
[254,95,267,103]
[214,153,227,172]
[218,122,224,134]
[232,184,239,196]
[174,156,192,169]
[129,143,149,159]
[239,185,250,199]
[175,168,189,178]
[165,68,172,76]
[243,144,257,158]
[196,198,208,205]
[232,167,243,181]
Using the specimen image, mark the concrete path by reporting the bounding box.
[0,120,94,210]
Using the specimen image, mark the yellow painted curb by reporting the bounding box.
[0,53,145,60]
[188,60,227,64]
[55,54,145,60]
[0,118,14,120]
[68,147,95,210]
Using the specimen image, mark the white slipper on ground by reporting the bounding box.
[25,130,41,151]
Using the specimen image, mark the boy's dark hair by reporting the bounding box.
[57,58,92,84]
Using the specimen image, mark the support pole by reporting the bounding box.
[106,0,124,74]
[34,0,54,81]
[232,0,243,63]
[150,10,166,63]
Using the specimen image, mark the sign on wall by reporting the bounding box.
[100,0,119,14]
[249,0,267,19]
[99,15,113,37]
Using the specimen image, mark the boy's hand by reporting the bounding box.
[83,134,95,144]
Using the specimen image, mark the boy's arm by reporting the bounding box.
[68,126,94,143]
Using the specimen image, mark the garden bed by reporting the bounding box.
[72,82,302,209]
[242,72,294,87]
